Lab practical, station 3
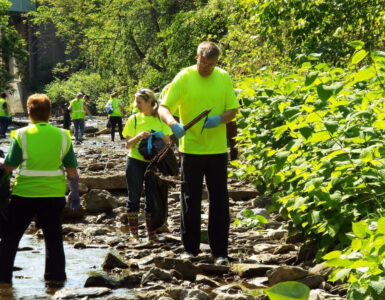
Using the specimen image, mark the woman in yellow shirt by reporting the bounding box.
[123,88,171,242]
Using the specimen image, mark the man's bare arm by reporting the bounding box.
[219,108,238,124]
[158,105,177,127]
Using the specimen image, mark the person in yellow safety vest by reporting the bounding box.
[0,92,11,139]
[106,91,125,142]
[68,92,92,144]
[0,93,80,285]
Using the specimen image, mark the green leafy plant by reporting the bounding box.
[265,281,310,300]
[233,208,268,229]
[248,281,310,300]
[324,217,385,299]
[233,44,385,259]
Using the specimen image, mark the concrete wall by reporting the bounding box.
[8,13,67,113]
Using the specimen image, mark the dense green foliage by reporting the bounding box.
[0,0,27,91]
[232,46,385,260]
[223,0,385,77]
[29,0,232,108]
[324,217,385,298]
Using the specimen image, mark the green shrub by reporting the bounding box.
[233,44,385,258]
[324,217,385,299]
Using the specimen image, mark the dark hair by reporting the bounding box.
[197,41,220,59]
[1,93,6,98]
[135,88,158,116]
[27,93,51,122]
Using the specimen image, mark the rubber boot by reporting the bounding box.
[145,214,157,241]
[127,212,139,242]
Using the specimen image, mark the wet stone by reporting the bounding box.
[52,287,111,299]
[102,252,129,270]
[84,275,118,289]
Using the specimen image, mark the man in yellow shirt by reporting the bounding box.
[158,41,239,265]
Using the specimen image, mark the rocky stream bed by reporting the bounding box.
[0,121,347,300]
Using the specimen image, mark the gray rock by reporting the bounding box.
[117,274,141,288]
[266,229,287,240]
[228,188,258,201]
[84,275,118,289]
[267,266,309,285]
[142,267,172,285]
[253,243,276,254]
[196,275,220,287]
[82,189,118,213]
[309,289,345,300]
[197,263,230,275]
[273,244,296,254]
[84,227,109,236]
[309,263,333,280]
[74,242,86,249]
[214,293,254,300]
[79,173,127,190]
[154,257,200,282]
[52,287,111,299]
[298,274,325,289]
[213,283,243,295]
[232,264,277,278]
[180,289,211,300]
[102,252,129,270]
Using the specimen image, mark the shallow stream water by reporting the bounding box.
[0,235,134,299]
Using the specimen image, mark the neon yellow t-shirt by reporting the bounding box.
[122,113,172,162]
[162,65,239,154]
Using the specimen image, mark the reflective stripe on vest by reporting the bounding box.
[70,99,85,119]
[17,127,68,177]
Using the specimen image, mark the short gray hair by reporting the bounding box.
[197,41,220,59]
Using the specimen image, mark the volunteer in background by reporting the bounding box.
[68,92,92,144]
[106,91,125,142]
[0,93,11,139]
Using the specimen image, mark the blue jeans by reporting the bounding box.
[72,118,85,141]
[0,116,9,135]
[125,157,167,214]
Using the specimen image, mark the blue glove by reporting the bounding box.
[171,123,186,139]
[68,176,80,210]
[203,115,222,129]
[89,115,93,121]
[147,135,153,155]
[151,131,164,139]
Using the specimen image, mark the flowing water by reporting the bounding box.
[0,235,135,299]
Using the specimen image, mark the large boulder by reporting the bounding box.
[79,173,127,190]
[82,189,118,213]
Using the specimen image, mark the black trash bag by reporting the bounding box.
[147,172,168,232]
[138,133,179,176]
[0,168,10,237]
